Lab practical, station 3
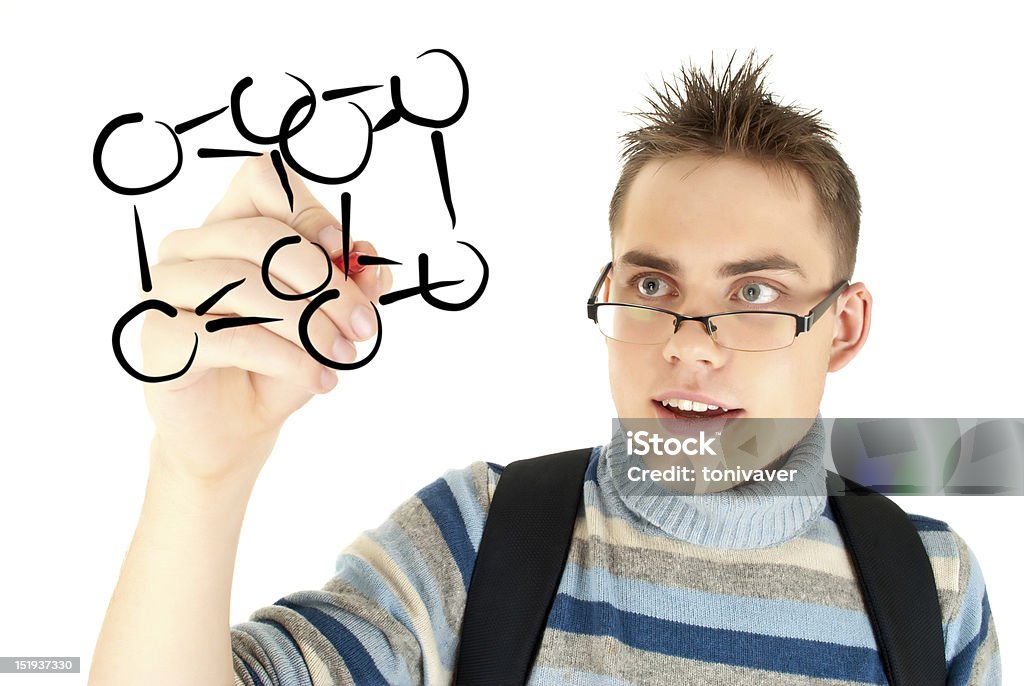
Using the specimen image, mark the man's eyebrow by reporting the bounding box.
[617,249,806,280]
[617,250,680,274]
[717,253,807,280]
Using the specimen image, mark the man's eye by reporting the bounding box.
[637,275,669,297]
[737,282,780,305]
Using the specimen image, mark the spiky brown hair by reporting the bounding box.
[608,52,860,282]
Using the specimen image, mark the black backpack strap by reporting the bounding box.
[454,447,593,686]
[455,456,946,686]
[826,471,947,686]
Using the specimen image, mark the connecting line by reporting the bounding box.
[322,85,382,100]
[270,149,294,211]
[134,206,152,293]
[174,105,229,134]
[205,316,283,333]
[431,131,455,228]
[379,280,463,306]
[195,279,246,316]
[341,192,351,280]
[197,149,263,158]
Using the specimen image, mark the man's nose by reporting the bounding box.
[661,318,723,365]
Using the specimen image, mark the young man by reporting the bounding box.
[89,55,999,685]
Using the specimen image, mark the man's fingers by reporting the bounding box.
[155,219,379,342]
[140,307,336,397]
[202,156,343,246]
[146,258,363,358]
[159,217,336,296]
[349,240,393,302]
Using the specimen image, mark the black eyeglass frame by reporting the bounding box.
[585,261,849,350]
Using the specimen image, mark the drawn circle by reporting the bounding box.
[231,73,317,145]
[112,299,198,382]
[299,289,382,370]
[261,236,333,301]
[389,48,469,128]
[419,240,489,311]
[278,98,373,184]
[93,113,183,195]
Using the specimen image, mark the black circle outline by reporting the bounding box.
[299,290,383,370]
[93,113,183,195]
[389,49,469,128]
[278,98,374,184]
[112,299,198,382]
[261,236,334,301]
[230,73,317,145]
[420,240,489,311]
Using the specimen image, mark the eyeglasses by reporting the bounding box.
[586,261,849,352]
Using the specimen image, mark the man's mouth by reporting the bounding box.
[652,399,743,420]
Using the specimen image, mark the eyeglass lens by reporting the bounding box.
[595,305,795,351]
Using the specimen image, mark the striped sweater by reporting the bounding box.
[231,418,1000,685]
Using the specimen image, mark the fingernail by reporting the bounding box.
[350,304,376,340]
[320,367,338,392]
[331,250,366,275]
[332,336,356,362]
[317,226,343,255]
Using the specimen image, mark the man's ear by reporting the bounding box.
[828,282,872,372]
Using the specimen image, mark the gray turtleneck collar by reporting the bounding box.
[595,414,828,549]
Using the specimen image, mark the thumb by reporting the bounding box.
[201,155,349,252]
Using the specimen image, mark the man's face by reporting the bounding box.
[607,154,845,422]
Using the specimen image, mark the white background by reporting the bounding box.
[1,0,1021,683]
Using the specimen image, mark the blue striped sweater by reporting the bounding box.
[231,419,1000,684]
